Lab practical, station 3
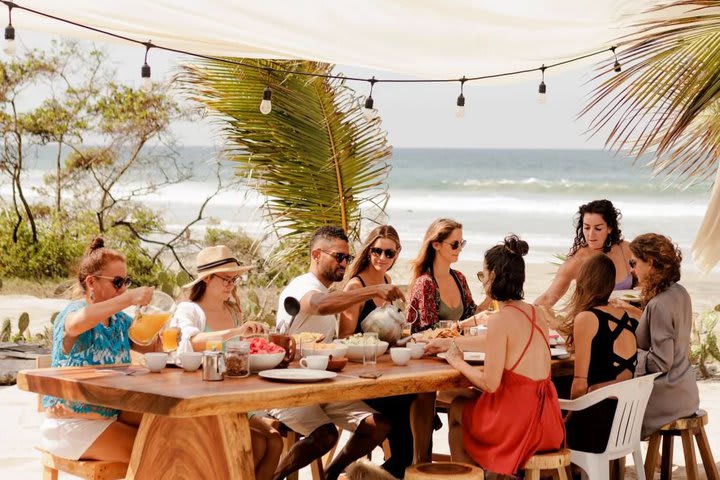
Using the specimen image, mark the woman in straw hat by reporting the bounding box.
[172,245,267,353]
[171,245,281,480]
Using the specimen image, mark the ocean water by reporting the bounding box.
[4,146,713,270]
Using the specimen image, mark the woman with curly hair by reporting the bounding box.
[613,233,699,437]
[535,199,634,307]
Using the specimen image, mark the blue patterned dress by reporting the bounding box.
[42,300,132,418]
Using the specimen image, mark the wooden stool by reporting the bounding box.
[39,449,127,480]
[644,409,719,480]
[405,462,484,479]
[523,449,571,480]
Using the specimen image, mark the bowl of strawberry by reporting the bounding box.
[248,337,286,372]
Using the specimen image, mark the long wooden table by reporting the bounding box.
[17,354,573,479]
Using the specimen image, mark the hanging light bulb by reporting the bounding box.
[4,4,15,56]
[260,86,272,114]
[362,77,378,121]
[456,77,466,118]
[537,65,547,104]
[611,46,622,73]
[140,43,152,91]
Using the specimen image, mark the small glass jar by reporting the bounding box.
[225,341,250,378]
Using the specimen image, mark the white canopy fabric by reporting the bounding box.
[15,0,654,77]
[11,0,719,271]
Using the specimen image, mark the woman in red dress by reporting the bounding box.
[445,235,565,475]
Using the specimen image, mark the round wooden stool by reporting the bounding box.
[523,449,571,480]
[405,462,484,479]
[644,409,719,480]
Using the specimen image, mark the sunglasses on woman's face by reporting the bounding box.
[443,239,467,250]
[370,247,397,259]
[94,275,133,290]
[476,271,485,282]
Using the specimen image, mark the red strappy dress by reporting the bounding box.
[461,305,565,475]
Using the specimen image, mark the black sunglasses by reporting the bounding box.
[94,275,133,290]
[443,239,467,250]
[370,247,397,259]
[319,249,355,264]
[629,259,637,269]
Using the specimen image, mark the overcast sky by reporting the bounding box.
[14,31,611,150]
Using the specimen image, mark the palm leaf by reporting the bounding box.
[176,59,391,267]
[582,0,720,186]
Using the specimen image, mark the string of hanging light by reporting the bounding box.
[0,0,622,118]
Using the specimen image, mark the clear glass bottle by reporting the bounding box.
[225,341,250,378]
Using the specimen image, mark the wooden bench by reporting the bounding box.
[644,409,719,480]
[36,355,128,480]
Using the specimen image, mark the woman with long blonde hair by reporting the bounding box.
[407,218,481,332]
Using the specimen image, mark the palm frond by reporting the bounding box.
[176,60,391,267]
[582,0,720,186]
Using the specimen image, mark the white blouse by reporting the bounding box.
[170,302,207,353]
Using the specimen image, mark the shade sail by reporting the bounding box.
[13,0,652,77]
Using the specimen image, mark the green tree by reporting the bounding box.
[177,60,392,269]
[0,49,57,242]
[582,0,720,185]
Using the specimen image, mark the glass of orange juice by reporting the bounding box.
[205,340,223,351]
[161,327,181,352]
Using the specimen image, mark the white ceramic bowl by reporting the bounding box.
[177,351,203,371]
[407,342,426,359]
[301,343,348,359]
[334,340,389,363]
[249,352,285,372]
[390,347,412,366]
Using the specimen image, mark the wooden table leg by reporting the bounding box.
[126,412,255,480]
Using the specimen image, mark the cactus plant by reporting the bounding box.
[691,309,720,378]
[17,312,29,336]
[0,318,10,342]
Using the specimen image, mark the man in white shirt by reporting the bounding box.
[271,226,404,480]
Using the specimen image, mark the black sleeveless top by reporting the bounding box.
[587,307,639,386]
[353,275,389,334]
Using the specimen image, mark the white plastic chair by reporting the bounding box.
[558,372,661,480]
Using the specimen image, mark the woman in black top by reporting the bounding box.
[340,226,434,478]
[561,254,639,453]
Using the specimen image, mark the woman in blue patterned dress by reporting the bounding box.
[40,237,154,463]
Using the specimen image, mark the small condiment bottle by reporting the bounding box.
[225,341,250,378]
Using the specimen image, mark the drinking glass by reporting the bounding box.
[161,327,181,352]
[363,332,379,365]
[438,320,454,330]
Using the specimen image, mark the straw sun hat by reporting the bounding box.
[182,245,252,288]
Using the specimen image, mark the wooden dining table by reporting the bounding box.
[17,353,573,480]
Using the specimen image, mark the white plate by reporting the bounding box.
[551,347,569,358]
[611,289,642,302]
[258,369,337,383]
[437,351,485,363]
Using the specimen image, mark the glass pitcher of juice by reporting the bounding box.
[128,291,176,346]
